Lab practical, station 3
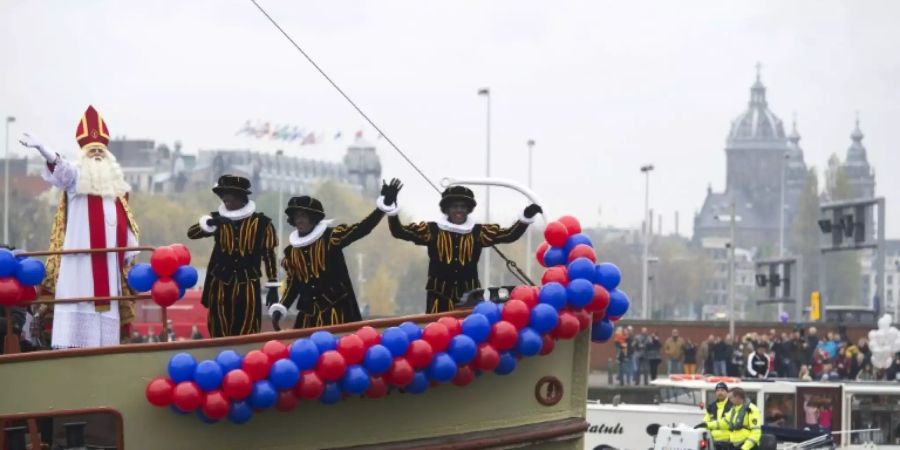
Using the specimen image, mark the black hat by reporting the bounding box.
[715,382,728,392]
[439,186,476,211]
[285,196,325,219]
[212,175,252,196]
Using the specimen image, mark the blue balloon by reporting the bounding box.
[381,327,410,357]
[179,286,186,299]
[215,350,243,373]
[194,360,224,391]
[248,380,277,410]
[538,282,567,310]
[472,301,501,324]
[427,352,458,383]
[363,344,392,375]
[173,265,199,289]
[196,409,218,424]
[168,352,197,383]
[461,313,491,343]
[607,289,630,317]
[595,263,621,291]
[399,321,423,341]
[14,258,46,286]
[447,334,477,365]
[310,331,337,353]
[530,304,560,334]
[543,247,567,267]
[567,257,595,282]
[405,371,429,394]
[269,359,300,391]
[340,365,371,394]
[563,233,593,254]
[0,250,16,277]
[320,382,343,404]
[495,352,517,375]
[591,319,614,342]
[228,401,253,424]
[566,279,595,308]
[289,338,320,370]
[516,327,543,357]
[127,263,158,292]
[170,405,191,415]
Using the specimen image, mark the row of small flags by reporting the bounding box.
[236,121,382,145]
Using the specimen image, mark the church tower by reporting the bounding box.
[841,116,876,200]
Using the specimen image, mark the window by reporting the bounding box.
[707,390,757,409]
[0,409,121,450]
[850,394,900,445]
[764,393,796,427]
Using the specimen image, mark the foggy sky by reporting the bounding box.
[2,0,899,238]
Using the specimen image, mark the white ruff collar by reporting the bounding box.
[218,200,256,221]
[436,215,475,234]
[289,219,335,248]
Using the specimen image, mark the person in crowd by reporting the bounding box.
[805,326,819,366]
[803,396,820,429]
[747,342,771,379]
[729,335,744,377]
[790,331,805,378]
[645,332,663,380]
[683,338,698,375]
[632,326,649,385]
[856,360,876,381]
[819,363,840,381]
[818,398,833,432]
[159,320,176,342]
[128,330,143,344]
[190,325,203,340]
[712,335,729,376]
[268,181,400,329]
[388,184,541,313]
[701,334,716,375]
[702,382,733,449]
[614,328,630,386]
[188,174,279,337]
[663,328,685,374]
[798,364,813,381]
[145,327,160,343]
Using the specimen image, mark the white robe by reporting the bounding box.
[42,159,137,348]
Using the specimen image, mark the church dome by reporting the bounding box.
[727,69,787,143]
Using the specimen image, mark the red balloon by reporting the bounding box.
[541,266,568,286]
[558,216,582,235]
[509,286,538,309]
[337,334,366,365]
[535,241,550,268]
[316,350,347,382]
[574,309,592,332]
[170,243,191,266]
[608,315,622,322]
[567,244,596,262]
[172,381,203,412]
[242,350,271,381]
[539,335,556,356]
[555,311,580,340]
[202,390,230,420]
[145,377,175,407]
[150,278,179,308]
[387,358,414,387]
[406,340,434,369]
[452,365,475,387]
[544,222,569,247]
[365,376,389,399]
[0,277,24,307]
[356,326,381,348]
[490,321,518,351]
[422,323,451,352]
[222,369,253,400]
[586,285,610,314]
[275,390,298,412]
[293,370,325,400]
[472,344,500,371]
[437,317,462,337]
[150,246,180,278]
[262,340,289,362]
[501,299,530,330]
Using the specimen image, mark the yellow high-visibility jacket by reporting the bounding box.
[719,401,763,450]
[704,399,733,443]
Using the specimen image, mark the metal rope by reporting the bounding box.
[250,0,535,286]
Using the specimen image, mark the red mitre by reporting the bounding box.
[75,105,110,150]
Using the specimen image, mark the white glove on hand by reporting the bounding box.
[19,133,57,163]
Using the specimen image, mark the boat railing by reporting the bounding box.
[780,428,882,449]
[3,246,157,354]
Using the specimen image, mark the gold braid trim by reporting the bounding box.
[117,195,140,322]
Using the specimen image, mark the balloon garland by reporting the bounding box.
[145,216,629,423]
[0,249,45,307]
[127,244,199,306]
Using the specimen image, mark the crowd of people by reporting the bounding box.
[613,325,900,385]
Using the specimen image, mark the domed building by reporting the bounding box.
[693,69,808,253]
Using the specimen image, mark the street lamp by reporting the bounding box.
[4,116,15,245]
[714,201,742,339]
[275,149,284,247]
[525,139,535,279]
[640,164,654,320]
[478,87,492,287]
[778,150,789,317]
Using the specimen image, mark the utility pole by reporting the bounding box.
[640,164,654,319]
[478,88,492,288]
[4,116,15,245]
[525,139,535,280]
[728,201,736,338]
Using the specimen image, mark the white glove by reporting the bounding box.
[19,133,57,163]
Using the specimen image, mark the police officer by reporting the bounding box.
[722,387,763,450]
[703,382,733,449]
